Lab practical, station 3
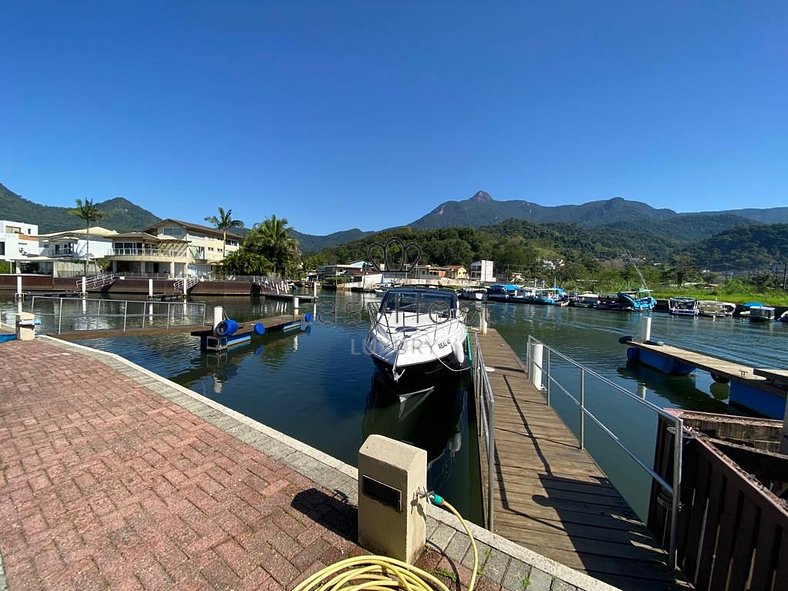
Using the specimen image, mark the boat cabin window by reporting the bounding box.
[380,290,457,317]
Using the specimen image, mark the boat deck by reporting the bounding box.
[478,329,685,590]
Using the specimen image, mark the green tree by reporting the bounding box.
[246,215,301,277]
[69,198,106,275]
[220,250,271,276]
[204,207,244,258]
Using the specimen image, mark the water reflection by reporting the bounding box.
[361,371,479,519]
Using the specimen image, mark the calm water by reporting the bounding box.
[3,291,786,521]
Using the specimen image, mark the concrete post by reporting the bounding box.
[480,304,488,335]
[213,306,223,330]
[16,275,22,299]
[531,343,544,390]
[358,435,427,564]
[641,316,652,342]
[148,279,154,298]
[81,276,87,295]
[15,312,35,341]
[313,280,318,298]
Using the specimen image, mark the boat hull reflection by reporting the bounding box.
[362,371,467,481]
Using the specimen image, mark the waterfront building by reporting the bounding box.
[105,220,242,278]
[470,259,494,283]
[0,220,40,270]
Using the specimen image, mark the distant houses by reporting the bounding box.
[3,216,495,286]
[1,217,242,279]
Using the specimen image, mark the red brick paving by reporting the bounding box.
[0,340,375,590]
[0,339,494,591]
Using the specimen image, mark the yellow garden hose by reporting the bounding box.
[292,494,478,591]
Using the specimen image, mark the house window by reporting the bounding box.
[0,241,5,256]
[163,228,185,237]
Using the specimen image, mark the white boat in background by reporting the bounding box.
[459,287,486,301]
[571,293,600,308]
[668,297,700,317]
[365,287,469,390]
[749,305,776,323]
[697,300,735,318]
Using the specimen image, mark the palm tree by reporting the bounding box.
[204,207,244,258]
[70,198,106,275]
[247,215,300,276]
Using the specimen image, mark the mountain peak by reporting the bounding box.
[469,191,493,203]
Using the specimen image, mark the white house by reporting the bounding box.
[470,260,494,283]
[0,220,40,271]
[38,226,117,261]
[104,219,242,278]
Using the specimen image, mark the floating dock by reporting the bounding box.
[622,339,788,419]
[190,314,304,351]
[477,329,683,590]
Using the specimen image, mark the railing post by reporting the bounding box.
[530,342,543,391]
[545,347,551,406]
[487,381,495,532]
[58,298,63,335]
[123,302,127,332]
[669,417,683,569]
[579,368,586,449]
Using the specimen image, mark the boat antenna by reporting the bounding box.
[625,250,650,290]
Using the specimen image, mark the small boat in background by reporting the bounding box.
[697,300,735,318]
[617,288,656,312]
[749,305,776,323]
[486,283,520,302]
[668,297,699,317]
[571,293,600,308]
[779,311,788,323]
[459,287,486,301]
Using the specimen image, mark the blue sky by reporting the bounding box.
[2,1,786,235]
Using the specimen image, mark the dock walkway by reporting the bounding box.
[478,329,684,590]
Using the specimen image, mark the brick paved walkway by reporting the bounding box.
[0,338,614,591]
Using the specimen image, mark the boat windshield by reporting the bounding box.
[380,290,457,317]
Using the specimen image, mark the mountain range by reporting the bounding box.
[2,182,786,253]
[1,183,159,233]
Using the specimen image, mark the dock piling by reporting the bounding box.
[530,342,544,390]
[641,315,652,341]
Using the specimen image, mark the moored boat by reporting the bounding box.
[571,293,600,308]
[697,300,735,318]
[365,287,469,390]
[459,287,486,301]
[668,297,699,317]
[749,305,776,323]
[617,288,656,312]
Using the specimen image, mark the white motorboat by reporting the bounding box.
[697,300,735,318]
[668,297,700,317]
[365,287,469,387]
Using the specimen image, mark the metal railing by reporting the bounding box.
[525,335,683,568]
[174,276,199,292]
[471,332,496,530]
[75,273,117,290]
[27,296,208,334]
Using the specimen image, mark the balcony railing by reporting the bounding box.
[108,248,186,258]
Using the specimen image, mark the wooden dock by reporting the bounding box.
[477,329,684,590]
[190,314,303,351]
[623,339,788,419]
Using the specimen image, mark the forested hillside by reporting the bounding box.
[0,183,160,233]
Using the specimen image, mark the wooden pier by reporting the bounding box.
[190,314,303,351]
[477,329,683,590]
[623,339,788,419]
